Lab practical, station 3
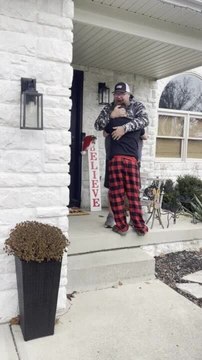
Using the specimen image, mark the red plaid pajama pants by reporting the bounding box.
[108,155,148,234]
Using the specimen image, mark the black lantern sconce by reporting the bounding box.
[98,82,110,105]
[20,78,43,130]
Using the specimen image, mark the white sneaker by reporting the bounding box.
[104,214,115,228]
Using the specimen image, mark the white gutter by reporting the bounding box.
[159,0,202,12]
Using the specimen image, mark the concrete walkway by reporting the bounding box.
[2,279,202,360]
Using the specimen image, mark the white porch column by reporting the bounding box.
[0,0,73,322]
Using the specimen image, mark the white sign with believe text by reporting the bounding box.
[88,141,102,211]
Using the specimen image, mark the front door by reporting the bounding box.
[69,70,84,208]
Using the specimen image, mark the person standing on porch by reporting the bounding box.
[94,82,149,228]
[104,104,148,236]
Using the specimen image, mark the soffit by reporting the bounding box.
[91,0,202,32]
[73,0,202,79]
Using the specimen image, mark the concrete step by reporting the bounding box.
[67,248,155,293]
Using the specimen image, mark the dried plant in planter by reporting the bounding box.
[4,221,69,263]
[4,221,70,341]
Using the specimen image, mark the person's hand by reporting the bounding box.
[103,130,109,138]
[141,133,148,140]
[110,105,127,118]
[112,126,125,140]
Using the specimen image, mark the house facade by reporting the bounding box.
[74,65,202,209]
[73,0,202,208]
[0,0,202,322]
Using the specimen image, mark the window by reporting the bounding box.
[159,74,202,112]
[188,116,202,159]
[157,74,202,159]
[156,114,184,158]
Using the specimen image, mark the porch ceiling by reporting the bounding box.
[73,0,202,79]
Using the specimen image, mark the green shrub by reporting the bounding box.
[4,221,69,263]
[161,179,180,213]
[176,175,202,212]
[190,195,202,222]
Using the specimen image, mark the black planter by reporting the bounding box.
[15,256,62,341]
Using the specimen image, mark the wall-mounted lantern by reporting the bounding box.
[98,82,110,105]
[20,78,43,130]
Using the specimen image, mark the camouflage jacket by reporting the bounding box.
[94,98,149,133]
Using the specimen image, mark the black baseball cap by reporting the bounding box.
[113,82,131,93]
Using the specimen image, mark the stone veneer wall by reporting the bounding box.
[75,66,158,209]
[0,0,73,322]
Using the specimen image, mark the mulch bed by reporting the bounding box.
[155,250,202,307]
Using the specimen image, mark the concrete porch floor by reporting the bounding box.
[68,209,202,255]
[67,209,202,293]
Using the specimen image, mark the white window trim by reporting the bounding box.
[156,108,202,162]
